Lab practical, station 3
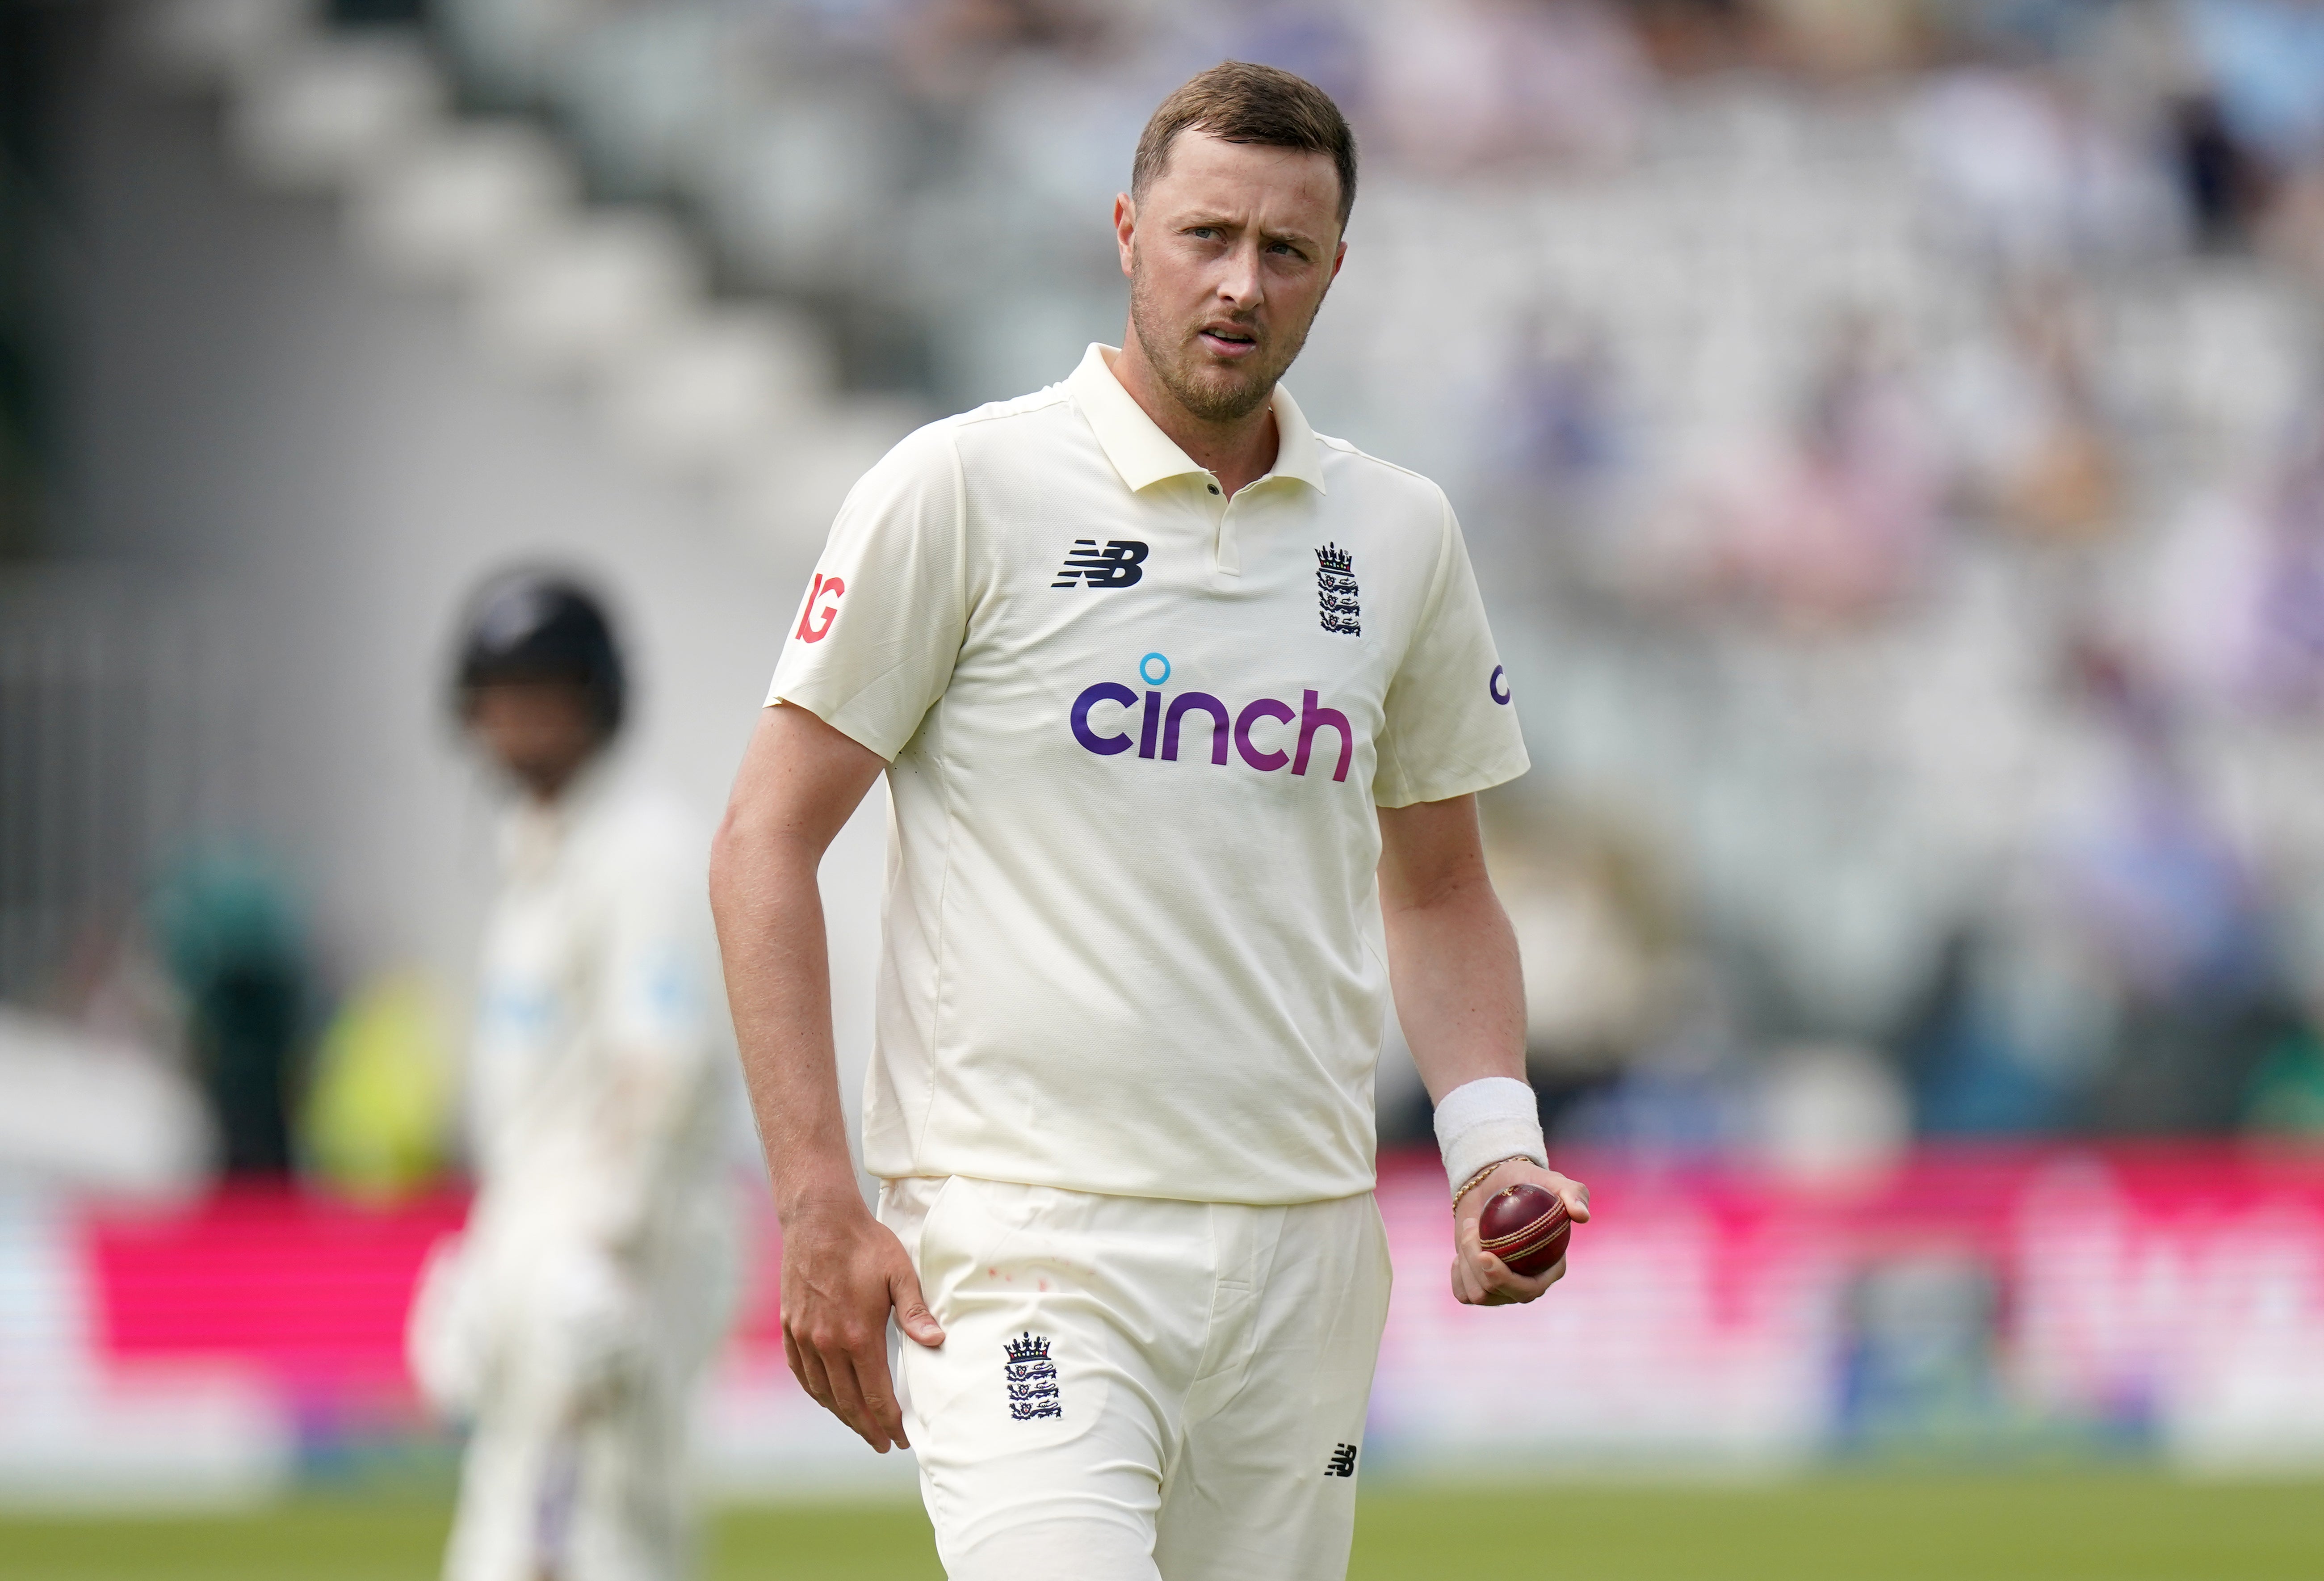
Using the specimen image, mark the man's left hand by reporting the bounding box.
[1450,1157,1590,1307]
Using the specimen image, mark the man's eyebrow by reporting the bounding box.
[1177,210,1323,250]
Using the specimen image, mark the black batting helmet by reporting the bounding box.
[453,570,627,737]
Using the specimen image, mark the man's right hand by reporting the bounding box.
[714,704,941,1450]
[778,1198,945,1452]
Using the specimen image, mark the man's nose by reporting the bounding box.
[1216,240,1264,308]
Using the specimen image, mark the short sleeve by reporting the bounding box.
[765,422,970,759]
[1373,497,1531,807]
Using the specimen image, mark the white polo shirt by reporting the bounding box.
[768,344,1527,1205]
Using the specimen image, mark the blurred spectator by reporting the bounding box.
[1220,0,1369,113]
[1484,307,1631,594]
[1365,0,1652,173]
[1489,800,1679,1074]
[148,849,312,1177]
[1628,0,1762,75]
[1937,278,2123,545]
[1551,966,1753,1156]
[302,971,457,1201]
[1667,315,1945,627]
[2181,0,2324,170]
[1909,63,2180,267]
[2152,398,2324,712]
[1761,0,1927,78]
[1837,1252,2005,1450]
[1900,925,2085,1136]
[2049,643,2287,1133]
[2173,93,2273,249]
[2241,1019,2324,1139]
[2182,0,2324,282]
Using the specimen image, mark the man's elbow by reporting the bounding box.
[708,804,764,921]
[709,799,818,920]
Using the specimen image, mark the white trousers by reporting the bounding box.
[415,1207,731,1581]
[441,1356,692,1581]
[880,1177,1393,1581]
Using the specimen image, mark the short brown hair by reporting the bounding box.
[1132,62,1357,231]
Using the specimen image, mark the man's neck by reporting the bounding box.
[1107,336,1279,498]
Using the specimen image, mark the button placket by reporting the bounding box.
[1199,473,1239,577]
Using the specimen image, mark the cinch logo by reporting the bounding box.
[795,573,844,642]
[1070,658,1355,783]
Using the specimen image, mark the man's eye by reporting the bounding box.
[1188,226,1218,240]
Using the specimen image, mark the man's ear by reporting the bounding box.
[1113,192,1137,278]
[1330,237,1347,283]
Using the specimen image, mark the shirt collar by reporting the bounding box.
[1066,343,1327,496]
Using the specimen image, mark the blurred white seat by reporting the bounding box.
[470,208,704,381]
[135,0,306,86]
[599,307,833,479]
[346,121,576,286]
[225,34,443,191]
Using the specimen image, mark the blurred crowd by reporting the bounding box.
[14,0,2324,1196]
[403,0,2324,1156]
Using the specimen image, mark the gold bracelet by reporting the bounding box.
[1452,1155,1536,1207]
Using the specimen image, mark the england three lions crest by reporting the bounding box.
[1316,543,1360,636]
[1004,1332,1061,1421]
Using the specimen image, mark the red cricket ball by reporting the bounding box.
[1477,1182,1572,1278]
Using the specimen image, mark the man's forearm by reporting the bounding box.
[1385,879,1527,1101]
[710,825,863,1222]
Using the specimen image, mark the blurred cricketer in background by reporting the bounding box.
[713,63,1589,1581]
[409,573,736,1581]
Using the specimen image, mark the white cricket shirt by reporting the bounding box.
[768,344,1527,1205]
[471,777,728,1245]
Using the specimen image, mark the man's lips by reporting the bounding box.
[1198,327,1260,360]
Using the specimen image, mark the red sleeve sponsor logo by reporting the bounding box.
[795,573,845,643]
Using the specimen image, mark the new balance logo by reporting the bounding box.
[1004,1332,1061,1421]
[1053,539,1149,589]
[1325,1442,1359,1478]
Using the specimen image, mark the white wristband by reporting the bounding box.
[1433,1077,1547,1201]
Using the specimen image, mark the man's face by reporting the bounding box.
[1116,131,1346,424]
[467,678,602,802]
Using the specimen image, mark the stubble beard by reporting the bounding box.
[1128,252,1325,426]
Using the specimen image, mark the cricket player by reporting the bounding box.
[411,573,734,1581]
[710,63,1589,1580]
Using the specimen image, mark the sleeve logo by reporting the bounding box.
[1052,539,1148,589]
[795,573,844,643]
[1316,543,1360,636]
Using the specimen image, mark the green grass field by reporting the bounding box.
[5,1475,2319,1580]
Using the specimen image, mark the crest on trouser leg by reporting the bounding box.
[1004,1333,1061,1421]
